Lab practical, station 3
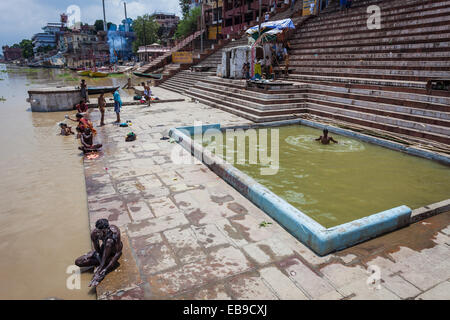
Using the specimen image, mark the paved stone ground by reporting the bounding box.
[82,87,450,300]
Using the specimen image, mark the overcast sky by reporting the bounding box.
[0,0,182,53]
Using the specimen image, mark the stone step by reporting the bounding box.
[288,74,427,88]
[197,77,307,95]
[164,78,199,89]
[187,87,306,116]
[290,59,450,70]
[293,33,450,53]
[308,104,450,144]
[192,83,306,106]
[291,51,450,62]
[195,80,306,98]
[291,67,449,82]
[293,23,450,46]
[185,93,305,123]
[310,0,450,27]
[188,86,306,111]
[292,64,450,76]
[159,83,185,94]
[306,102,450,137]
[292,39,450,55]
[307,94,450,127]
[303,82,450,108]
[300,0,450,34]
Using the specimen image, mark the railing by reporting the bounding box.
[139,29,205,70]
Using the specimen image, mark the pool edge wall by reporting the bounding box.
[169,122,440,256]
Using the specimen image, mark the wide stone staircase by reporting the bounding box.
[159,0,304,93]
[159,0,450,146]
[185,77,308,122]
[286,0,450,144]
[159,37,248,93]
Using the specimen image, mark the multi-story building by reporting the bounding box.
[222,0,286,36]
[152,13,180,29]
[1,46,23,61]
[32,22,65,53]
[61,27,110,68]
[203,0,223,40]
[151,12,179,46]
[192,0,290,38]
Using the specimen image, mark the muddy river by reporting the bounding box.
[0,65,128,299]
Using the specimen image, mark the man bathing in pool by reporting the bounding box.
[75,219,123,287]
[316,129,338,145]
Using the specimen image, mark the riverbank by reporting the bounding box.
[82,86,450,300]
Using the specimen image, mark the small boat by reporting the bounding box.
[87,86,120,94]
[133,72,162,79]
[77,70,90,76]
[89,71,109,78]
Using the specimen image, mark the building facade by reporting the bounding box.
[1,46,23,61]
[61,27,110,68]
[32,22,65,53]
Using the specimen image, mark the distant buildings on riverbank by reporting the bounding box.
[2,46,23,61]
[2,8,184,67]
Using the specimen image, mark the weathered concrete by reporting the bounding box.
[83,86,450,300]
[28,86,82,112]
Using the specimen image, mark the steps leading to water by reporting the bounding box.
[159,0,450,145]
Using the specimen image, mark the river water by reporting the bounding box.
[0,65,126,299]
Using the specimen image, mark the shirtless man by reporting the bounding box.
[98,93,106,126]
[78,128,102,153]
[315,129,338,144]
[66,113,96,137]
[75,219,123,287]
[59,123,74,136]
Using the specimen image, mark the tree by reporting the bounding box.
[19,39,34,59]
[37,45,54,53]
[174,7,201,39]
[179,0,191,19]
[131,15,160,53]
[94,20,104,32]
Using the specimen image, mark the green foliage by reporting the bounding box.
[19,39,34,59]
[179,0,191,19]
[259,221,272,228]
[174,6,201,39]
[37,45,54,53]
[131,15,160,53]
[94,20,104,32]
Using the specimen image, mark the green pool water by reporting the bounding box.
[197,125,450,228]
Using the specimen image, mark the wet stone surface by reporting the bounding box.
[83,87,450,300]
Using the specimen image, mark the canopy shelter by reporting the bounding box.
[246,18,296,78]
[246,18,296,43]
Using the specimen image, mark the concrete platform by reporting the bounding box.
[82,87,450,300]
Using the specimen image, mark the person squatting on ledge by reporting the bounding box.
[75,219,123,287]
